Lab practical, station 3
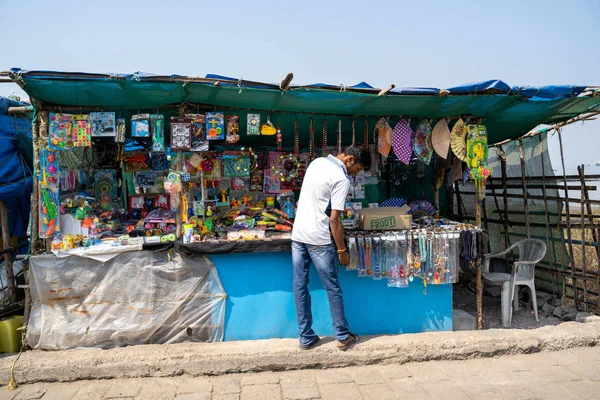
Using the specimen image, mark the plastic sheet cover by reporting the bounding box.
[27,250,226,350]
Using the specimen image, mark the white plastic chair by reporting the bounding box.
[482,239,547,327]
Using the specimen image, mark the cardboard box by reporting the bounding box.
[357,206,412,231]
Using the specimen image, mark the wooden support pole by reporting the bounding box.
[30,115,42,254]
[475,198,483,330]
[537,136,555,273]
[579,164,600,263]
[279,73,294,92]
[0,201,16,303]
[377,84,395,97]
[557,128,577,309]
[176,150,183,238]
[518,139,531,238]
[499,146,510,248]
[577,165,589,312]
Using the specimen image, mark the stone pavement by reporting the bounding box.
[2,346,600,400]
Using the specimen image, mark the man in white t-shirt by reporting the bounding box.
[291,145,371,351]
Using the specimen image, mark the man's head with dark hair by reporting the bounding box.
[336,145,371,175]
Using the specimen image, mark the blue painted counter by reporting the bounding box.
[210,251,452,341]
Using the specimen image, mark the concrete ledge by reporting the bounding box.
[2,320,600,385]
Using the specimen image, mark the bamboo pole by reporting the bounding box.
[537,135,556,294]
[30,115,42,254]
[579,165,600,262]
[518,139,531,238]
[475,198,483,330]
[176,150,183,238]
[557,128,577,309]
[499,146,510,248]
[577,165,588,312]
[0,202,16,303]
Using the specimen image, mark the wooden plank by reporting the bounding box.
[0,202,16,302]
[519,140,531,238]
[486,184,596,191]
[578,165,589,312]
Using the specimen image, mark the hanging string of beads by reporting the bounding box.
[352,119,356,146]
[363,120,368,145]
[309,117,315,160]
[322,118,328,157]
[337,119,342,154]
[276,117,282,151]
[294,117,300,157]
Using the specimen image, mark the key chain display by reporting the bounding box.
[346,226,474,289]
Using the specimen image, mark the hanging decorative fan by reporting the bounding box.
[450,118,468,161]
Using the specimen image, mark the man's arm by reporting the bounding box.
[330,209,349,265]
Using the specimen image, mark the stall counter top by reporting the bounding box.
[176,238,292,255]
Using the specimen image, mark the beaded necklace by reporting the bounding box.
[365,237,373,276]
[322,118,328,157]
[309,117,315,161]
[373,237,381,280]
[294,117,300,157]
[357,236,367,277]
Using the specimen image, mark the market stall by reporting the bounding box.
[7,69,598,348]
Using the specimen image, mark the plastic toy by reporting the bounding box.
[90,112,115,138]
[163,172,182,210]
[170,117,192,150]
[206,112,225,141]
[151,114,165,152]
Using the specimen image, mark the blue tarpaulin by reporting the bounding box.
[0,97,33,240]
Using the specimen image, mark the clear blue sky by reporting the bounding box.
[1,0,599,170]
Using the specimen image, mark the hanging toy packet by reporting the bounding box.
[186,114,208,151]
[206,112,225,141]
[226,115,240,144]
[164,172,183,210]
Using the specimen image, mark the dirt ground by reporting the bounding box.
[454,292,562,330]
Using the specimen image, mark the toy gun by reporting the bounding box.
[270,209,293,222]
[262,212,293,227]
[41,188,57,220]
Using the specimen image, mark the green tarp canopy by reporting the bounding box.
[7,69,600,144]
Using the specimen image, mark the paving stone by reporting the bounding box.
[497,384,545,400]
[104,383,141,399]
[378,364,413,380]
[564,364,600,382]
[358,383,395,400]
[279,371,316,386]
[314,370,354,385]
[240,384,281,400]
[454,380,504,397]
[406,363,449,384]
[558,381,600,399]
[40,384,79,400]
[388,377,430,398]
[533,365,583,382]
[241,374,280,386]
[318,383,362,400]
[0,388,20,400]
[213,395,241,400]
[529,384,578,400]
[14,386,46,400]
[73,382,112,400]
[177,379,213,394]
[280,385,320,400]
[213,378,241,394]
[175,394,211,400]
[138,381,177,399]
[471,394,508,400]
[424,380,470,400]
[347,366,384,385]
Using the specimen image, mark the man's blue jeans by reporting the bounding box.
[292,240,351,345]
